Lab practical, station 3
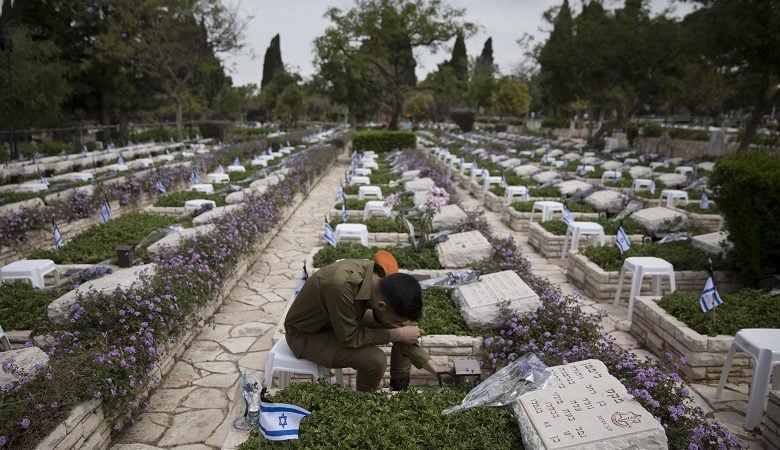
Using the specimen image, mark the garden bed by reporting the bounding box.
[482,190,505,212]
[671,206,724,233]
[527,221,646,259]
[311,242,441,270]
[501,205,599,232]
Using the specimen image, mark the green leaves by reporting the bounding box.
[312,242,441,270]
[0,282,70,331]
[582,241,725,272]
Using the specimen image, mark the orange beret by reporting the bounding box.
[374,250,399,275]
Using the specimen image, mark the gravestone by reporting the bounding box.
[513,359,667,450]
[655,173,687,188]
[499,158,523,169]
[401,170,421,181]
[631,207,686,233]
[413,190,428,207]
[147,225,216,256]
[691,231,731,256]
[48,263,158,324]
[435,231,492,268]
[532,171,560,185]
[451,270,540,328]
[549,149,564,158]
[601,161,622,171]
[708,128,725,157]
[225,189,249,204]
[0,347,50,387]
[557,180,593,197]
[628,166,653,179]
[580,156,598,165]
[513,165,542,178]
[562,153,581,162]
[432,204,468,231]
[193,205,243,226]
[0,197,45,216]
[404,177,435,192]
[697,162,715,172]
[584,191,626,213]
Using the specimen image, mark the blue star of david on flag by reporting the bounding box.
[615,226,631,255]
[323,221,337,247]
[699,273,723,313]
[700,192,709,210]
[155,181,167,193]
[562,205,574,225]
[100,198,111,223]
[259,400,311,441]
[117,154,124,165]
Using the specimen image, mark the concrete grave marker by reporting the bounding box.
[451,270,541,328]
[432,204,468,231]
[557,180,593,197]
[631,207,686,233]
[514,359,667,449]
[435,230,491,268]
[404,177,435,192]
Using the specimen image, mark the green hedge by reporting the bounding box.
[641,123,664,137]
[0,282,70,331]
[582,241,724,272]
[353,131,417,153]
[668,128,709,141]
[710,151,780,286]
[419,289,480,336]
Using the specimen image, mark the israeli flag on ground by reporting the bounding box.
[561,159,568,168]
[649,179,656,195]
[700,192,709,210]
[341,202,348,223]
[323,222,337,247]
[500,174,508,188]
[118,154,124,165]
[562,205,574,225]
[191,171,201,184]
[100,198,111,223]
[699,274,723,313]
[233,157,240,166]
[337,185,345,203]
[40,176,49,186]
[217,164,225,174]
[259,399,311,441]
[615,226,631,255]
[480,168,488,179]
[577,165,586,176]
[613,171,619,182]
[165,148,170,155]
[663,158,669,168]
[155,180,166,193]
[53,222,63,250]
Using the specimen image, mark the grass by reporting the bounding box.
[658,289,780,336]
[678,202,721,214]
[419,289,481,336]
[509,201,594,213]
[312,242,441,270]
[154,190,227,207]
[0,282,71,331]
[581,241,725,272]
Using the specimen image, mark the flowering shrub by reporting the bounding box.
[0,142,339,449]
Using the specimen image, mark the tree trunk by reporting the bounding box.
[101,103,112,144]
[739,72,774,152]
[387,87,402,130]
[175,94,184,141]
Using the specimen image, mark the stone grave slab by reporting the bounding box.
[193,204,243,226]
[580,156,598,165]
[562,153,581,162]
[584,190,626,213]
[697,162,715,172]
[490,154,508,163]
[401,170,421,181]
[225,190,249,204]
[0,197,45,215]
[44,184,95,204]
[48,264,157,324]
[413,190,428,207]
[451,270,540,328]
[432,204,467,231]
[691,231,731,256]
[499,158,523,169]
[436,230,492,268]
[557,180,593,197]
[601,161,623,171]
[631,207,686,233]
[514,359,666,450]
[655,173,687,188]
[628,166,653,179]
[532,171,560,184]
[669,157,685,166]
[0,347,49,386]
[513,164,541,178]
[147,224,217,256]
[549,149,564,158]
[404,177,435,192]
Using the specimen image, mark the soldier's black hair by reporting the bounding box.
[378,273,422,321]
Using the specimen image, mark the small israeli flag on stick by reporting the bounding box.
[480,168,488,179]
[233,156,240,166]
[341,201,348,223]
[217,164,225,174]
[700,192,709,210]
[699,271,723,313]
[649,179,656,195]
[118,154,124,165]
[53,221,63,250]
[191,171,201,185]
[100,196,111,223]
[500,174,508,188]
[337,185,345,203]
[562,205,574,225]
[615,225,631,255]
[323,220,337,247]
[155,180,167,193]
[259,399,311,441]
[293,262,309,300]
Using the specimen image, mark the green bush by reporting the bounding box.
[236,384,521,449]
[710,151,780,286]
[679,202,721,214]
[0,282,70,331]
[312,242,441,270]
[353,131,417,153]
[197,122,230,140]
[541,117,569,129]
[28,213,182,264]
[541,218,647,236]
[450,109,476,132]
[154,191,227,207]
[582,241,724,272]
[668,128,710,141]
[641,122,664,137]
[658,289,780,336]
[419,289,481,336]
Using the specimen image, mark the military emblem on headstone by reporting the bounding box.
[611,411,643,428]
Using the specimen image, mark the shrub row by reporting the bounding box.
[352,131,417,153]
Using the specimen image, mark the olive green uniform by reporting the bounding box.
[284,259,430,391]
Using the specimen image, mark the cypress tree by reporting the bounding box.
[261,34,284,89]
[449,31,468,82]
[475,37,494,77]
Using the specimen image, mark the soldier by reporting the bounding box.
[284,250,450,392]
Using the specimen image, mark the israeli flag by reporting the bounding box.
[217,164,225,174]
[649,179,656,195]
[562,205,574,225]
[613,171,619,183]
[699,274,723,313]
[341,202,348,223]
[700,192,709,210]
[53,222,63,250]
[286,141,290,148]
[459,157,464,166]
[259,399,311,441]
[165,148,170,155]
[118,154,124,165]
[100,198,111,223]
[615,226,631,255]
[561,159,568,168]
[337,186,345,203]
[639,154,645,163]
[191,171,201,185]
[480,168,488,179]
[40,176,49,186]
[323,222,337,247]
[500,174,508,188]
[233,157,240,166]
[293,272,308,300]
[577,165,585,176]
[155,180,167,193]
[663,158,669,168]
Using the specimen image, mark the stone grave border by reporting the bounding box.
[526,222,645,259]
[33,160,335,450]
[502,206,599,232]
[629,296,753,384]
[669,207,724,233]
[763,390,780,449]
[565,253,740,302]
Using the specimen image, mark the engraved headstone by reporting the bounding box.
[435,230,491,268]
[514,359,667,449]
[432,204,468,231]
[631,207,686,233]
[404,177,435,192]
[451,270,541,328]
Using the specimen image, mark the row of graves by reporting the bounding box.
[417,129,779,447]
[252,143,746,449]
[0,127,345,449]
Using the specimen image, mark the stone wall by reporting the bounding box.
[669,207,724,233]
[565,253,740,302]
[629,296,753,383]
[636,137,739,159]
[502,207,600,233]
[763,390,780,449]
[468,180,484,201]
[482,191,505,213]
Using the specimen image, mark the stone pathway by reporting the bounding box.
[112,155,349,449]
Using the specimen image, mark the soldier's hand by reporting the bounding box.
[390,325,425,344]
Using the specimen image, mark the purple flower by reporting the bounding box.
[20,418,30,429]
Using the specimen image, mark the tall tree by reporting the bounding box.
[447,31,468,83]
[537,0,575,110]
[261,34,283,89]
[470,37,496,111]
[317,0,474,129]
[491,77,530,118]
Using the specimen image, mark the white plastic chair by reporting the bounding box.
[1,259,59,289]
[530,201,564,223]
[675,166,694,176]
[632,179,653,192]
[504,186,529,205]
[335,223,369,246]
[716,329,780,430]
[362,201,391,220]
[660,189,689,208]
[482,175,503,193]
[358,186,383,200]
[601,170,622,183]
[264,337,342,388]
[354,168,372,176]
[0,325,12,351]
[349,176,371,186]
[613,257,676,320]
[562,222,606,257]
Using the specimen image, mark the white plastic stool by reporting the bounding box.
[227,164,246,173]
[361,161,379,170]
[362,201,391,220]
[660,189,689,208]
[349,176,371,186]
[504,186,529,205]
[184,199,216,213]
[335,223,369,246]
[207,173,230,184]
[601,170,622,183]
[251,158,268,167]
[649,162,665,170]
[530,201,564,223]
[264,337,342,388]
[355,168,372,176]
[716,329,780,430]
[675,166,694,176]
[482,175,503,192]
[190,183,215,194]
[613,257,676,320]
[632,179,653,191]
[358,186,383,200]
[364,151,377,158]
[562,222,606,257]
[1,259,60,289]
[460,162,474,175]
[0,325,11,351]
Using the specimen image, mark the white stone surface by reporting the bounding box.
[557,180,593,197]
[697,162,716,172]
[499,158,523,169]
[512,164,541,178]
[436,231,492,268]
[691,231,731,256]
[514,359,667,450]
[43,184,95,204]
[193,205,242,226]
[404,177,435,192]
[401,170,421,181]
[562,152,581,162]
[225,190,248,204]
[48,264,158,325]
[631,207,686,233]
[147,225,217,256]
[584,190,626,213]
[0,347,49,386]
[413,190,428,207]
[601,161,623,170]
[655,173,687,187]
[532,171,561,184]
[580,157,599,165]
[628,166,654,179]
[432,204,468,231]
[0,197,45,215]
[451,270,541,328]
